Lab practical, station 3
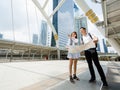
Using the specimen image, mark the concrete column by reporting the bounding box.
[40,50,43,60]
[10,49,13,62]
[6,51,9,59]
[21,52,24,59]
[28,49,31,60]
[32,53,35,60]
[10,44,15,62]
[57,49,60,60]
[48,50,51,60]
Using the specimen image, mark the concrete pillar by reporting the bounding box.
[10,49,13,62]
[28,49,31,60]
[21,52,24,59]
[32,53,35,60]
[48,50,51,60]
[57,49,60,60]
[40,50,43,60]
[6,51,9,59]
[10,44,15,62]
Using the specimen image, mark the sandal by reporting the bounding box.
[70,76,75,83]
[73,74,80,81]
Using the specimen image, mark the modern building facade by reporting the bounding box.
[58,0,74,47]
[40,20,47,46]
[99,39,108,53]
[0,33,3,39]
[74,16,88,44]
[46,30,52,46]
[32,34,38,44]
[52,0,74,47]
[96,41,101,52]
[102,39,108,53]
[51,0,58,47]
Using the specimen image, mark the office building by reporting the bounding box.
[0,33,3,39]
[52,0,74,47]
[32,34,38,44]
[40,20,47,46]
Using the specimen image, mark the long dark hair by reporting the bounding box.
[71,31,77,38]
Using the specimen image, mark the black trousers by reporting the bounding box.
[85,48,106,82]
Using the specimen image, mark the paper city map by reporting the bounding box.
[68,40,95,53]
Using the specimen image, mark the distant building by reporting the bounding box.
[58,0,74,47]
[102,39,108,53]
[40,20,47,46]
[96,41,101,52]
[74,16,88,44]
[0,33,3,39]
[52,0,74,47]
[32,34,38,44]
[46,30,52,46]
[51,0,58,47]
[99,39,108,53]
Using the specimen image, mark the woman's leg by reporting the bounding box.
[73,59,77,75]
[73,59,80,80]
[69,58,73,76]
[69,58,75,83]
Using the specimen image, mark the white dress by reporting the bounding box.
[67,38,80,59]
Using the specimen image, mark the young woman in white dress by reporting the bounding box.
[66,31,80,83]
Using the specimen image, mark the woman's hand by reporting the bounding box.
[68,35,75,39]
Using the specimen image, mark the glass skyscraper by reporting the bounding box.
[97,42,101,52]
[51,0,58,47]
[52,0,74,47]
[40,20,47,46]
[46,31,52,46]
[0,33,3,39]
[74,16,88,44]
[58,0,74,47]
[102,39,108,53]
[32,34,38,44]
